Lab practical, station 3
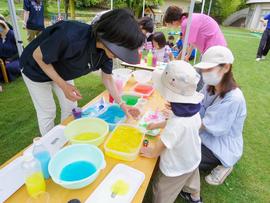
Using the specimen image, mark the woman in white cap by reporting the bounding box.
[140,61,204,203]
[193,46,247,186]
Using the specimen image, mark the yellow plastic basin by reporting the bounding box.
[65,118,109,146]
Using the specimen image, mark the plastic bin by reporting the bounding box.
[132,83,154,98]
[64,118,109,146]
[121,92,142,107]
[104,124,145,161]
[97,104,126,131]
[48,144,106,189]
[132,70,152,84]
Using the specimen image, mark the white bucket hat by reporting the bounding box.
[194,46,234,69]
[152,60,204,104]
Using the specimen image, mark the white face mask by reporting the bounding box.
[202,68,223,86]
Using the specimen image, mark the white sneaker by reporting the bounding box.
[205,165,233,185]
[256,58,261,61]
[262,56,266,60]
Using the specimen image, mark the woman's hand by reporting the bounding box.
[62,82,82,101]
[126,105,141,120]
[184,55,190,62]
[119,102,130,116]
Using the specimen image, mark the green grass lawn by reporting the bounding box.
[0,19,269,202]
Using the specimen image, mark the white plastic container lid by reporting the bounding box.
[85,164,145,203]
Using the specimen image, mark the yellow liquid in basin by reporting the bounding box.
[73,132,100,141]
[106,126,143,153]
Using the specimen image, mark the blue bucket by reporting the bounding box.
[48,144,106,189]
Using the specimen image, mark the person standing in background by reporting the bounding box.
[256,13,270,61]
[163,6,227,61]
[23,0,45,42]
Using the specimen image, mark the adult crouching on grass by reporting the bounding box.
[20,9,145,136]
[194,46,247,186]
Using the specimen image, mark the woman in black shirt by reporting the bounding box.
[21,9,145,136]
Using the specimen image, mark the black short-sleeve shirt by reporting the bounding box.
[21,20,112,82]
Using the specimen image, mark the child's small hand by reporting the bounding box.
[147,123,157,130]
[164,102,172,110]
[140,146,153,158]
[161,109,171,120]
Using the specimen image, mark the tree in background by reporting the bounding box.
[74,0,163,17]
[125,0,163,17]
[69,0,75,19]
[194,0,247,23]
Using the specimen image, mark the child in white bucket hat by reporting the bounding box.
[193,46,247,186]
[140,60,204,203]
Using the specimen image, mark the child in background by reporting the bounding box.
[166,35,175,48]
[138,16,154,42]
[152,32,174,62]
[140,61,204,203]
[176,32,196,60]
[176,32,183,51]
[138,16,154,52]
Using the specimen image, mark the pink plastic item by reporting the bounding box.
[109,79,124,103]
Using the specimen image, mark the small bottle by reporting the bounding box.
[142,48,147,62]
[139,50,142,63]
[72,107,82,119]
[163,49,170,63]
[21,153,46,197]
[147,50,153,66]
[32,137,51,179]
[152,50,157,67]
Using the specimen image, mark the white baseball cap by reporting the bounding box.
[194,46,234,69]
[153,60,204,104]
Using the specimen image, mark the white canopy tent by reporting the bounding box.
[7,0,23,56]
[181,0,196,60]
[7,0,211,60]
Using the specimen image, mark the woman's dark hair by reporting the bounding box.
[0,17,13,30]
[207,64,239,98]
[92,9,145,50]
[163,6,188,24]
[32,0,41,5]
[152,32,166,48]
[138,16,154,33]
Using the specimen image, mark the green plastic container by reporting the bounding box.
[121,94,141,106]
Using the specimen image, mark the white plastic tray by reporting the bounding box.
[85,164,145,203]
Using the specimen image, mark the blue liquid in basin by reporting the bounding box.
[60,161,96,181]
[98,105,125,124]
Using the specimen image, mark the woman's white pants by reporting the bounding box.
[22,73,77,136]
